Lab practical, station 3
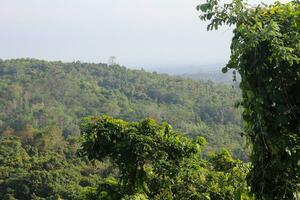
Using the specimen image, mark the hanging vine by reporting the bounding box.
[198,0,300,199]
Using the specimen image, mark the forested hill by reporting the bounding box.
[0,58,246,159]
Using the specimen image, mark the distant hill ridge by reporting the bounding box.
[181,70,241,85]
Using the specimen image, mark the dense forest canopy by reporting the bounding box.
[0,58,248,199]
[0,58,246,159]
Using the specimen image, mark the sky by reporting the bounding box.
[0,0,288,71]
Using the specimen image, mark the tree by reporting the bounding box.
[108,56,117,66]
[198,0,300,199]
[78,116,205,198]
[16,124,34,144]
[78,116,252,199]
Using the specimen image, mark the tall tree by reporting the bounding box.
[78,116,204,197]
[78,116,252,199]
[198,0,300,199]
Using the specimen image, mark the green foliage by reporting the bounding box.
[0,59,252,199]
[122,193,149,200]
[79,178,122,200]
[0,58,253,199]
[0,58,246,159]
[0,135,111,200]
[79,116,252,199]
[79,116,201,195]
[198,0,300,199]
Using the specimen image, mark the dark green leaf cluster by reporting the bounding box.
[198,0,300,199]
[78,116,253,199]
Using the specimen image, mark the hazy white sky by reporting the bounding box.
[0,0,288,69]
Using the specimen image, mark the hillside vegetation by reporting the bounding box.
[0,58,246,159]
[0,58,250,199]
[0,0,298,198]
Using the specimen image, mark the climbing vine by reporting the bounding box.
[198,0,300,199]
